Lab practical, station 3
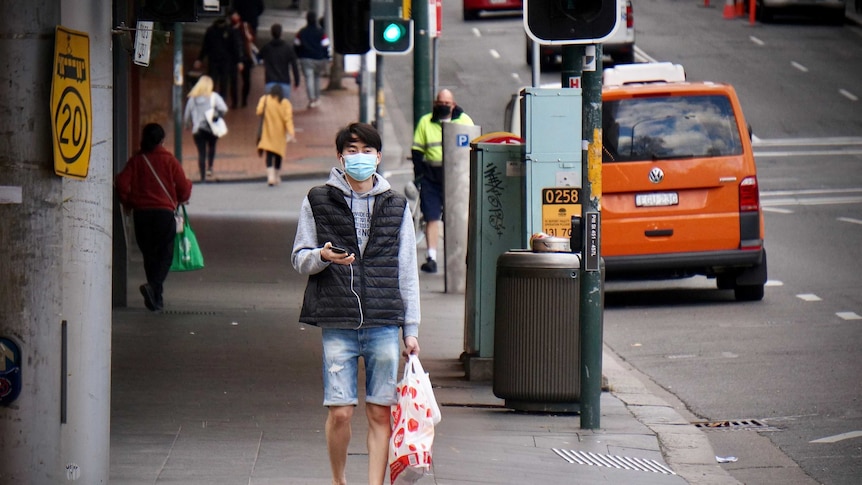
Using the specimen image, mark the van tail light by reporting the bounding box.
[739,176,760,212]
[626,2,634,28]
[739,176,763,251]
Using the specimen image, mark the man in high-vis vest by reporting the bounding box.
[411,89,474,273]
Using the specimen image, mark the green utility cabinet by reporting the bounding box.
[464,140,526,379]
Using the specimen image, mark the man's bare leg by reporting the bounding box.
[366,403,392,485]
[326,405,354,485]
[425,220,441,255]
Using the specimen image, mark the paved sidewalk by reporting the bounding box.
[157,6,359,184]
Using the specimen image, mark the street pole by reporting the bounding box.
[375,53,385,171]
[412,0,431,127]
[173,22,183,161]
[359,54,370,123]
[562,43,604,429]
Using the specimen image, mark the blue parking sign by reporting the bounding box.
[457,134,469,147]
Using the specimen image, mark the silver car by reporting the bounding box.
[526,0,636,68]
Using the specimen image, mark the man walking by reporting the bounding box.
[194,14,244,105]
[257,23,301,99]
[294,11,331,108]
[291,123,421,485]
[411,89,474,273]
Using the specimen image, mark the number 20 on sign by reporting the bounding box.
[52,26,92,179]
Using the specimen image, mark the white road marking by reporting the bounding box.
[472,28,481,37]
[489,49,501,59]
[791,61,808,73]
[836,312,862,320]
[839,89,858,102]
[838,217,862,225]
[511,72,521,82]
[750,36,765,46]
[766,280,783,287]
[762,188,862,197]
[755,149,862,157]
[752,136,862,147]
[810,431,862,443]
[762,196,862,207]
[796,294,822,302]
[763,207,794,214]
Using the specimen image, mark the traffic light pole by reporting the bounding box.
[412,0,431,127]
[562,43,604,430]
[375,53,385,170]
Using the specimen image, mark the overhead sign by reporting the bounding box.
[52,26,92,180]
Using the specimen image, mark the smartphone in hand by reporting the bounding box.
[330,246,348,254]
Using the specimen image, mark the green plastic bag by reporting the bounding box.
[171,206,204,271]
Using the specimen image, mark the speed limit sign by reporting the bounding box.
[51,26,92,179]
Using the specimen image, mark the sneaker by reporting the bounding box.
[206,169,214,178]
[139,284,157,312]
[420,257,437,273]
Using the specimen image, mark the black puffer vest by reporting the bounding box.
[299,184,407,328]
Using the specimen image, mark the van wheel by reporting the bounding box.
[734,284,765,302]
[611,51,635,65]
[716,274,735,290]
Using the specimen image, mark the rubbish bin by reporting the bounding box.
[492,250,581,413]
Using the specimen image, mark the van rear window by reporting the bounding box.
[602,95,743,162]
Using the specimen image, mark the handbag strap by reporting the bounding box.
[142,154,177,208]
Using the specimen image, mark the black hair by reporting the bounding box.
[140,123,165,153]
[306,11,318,25]
[271,23,282,39]
[268,83,284,102]
[335,123,382,153]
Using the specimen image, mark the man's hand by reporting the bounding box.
[403,336,420,359]
[321,242,355,265]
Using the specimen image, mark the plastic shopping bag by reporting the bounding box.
[170,206,205,272]
[389,355,441,484]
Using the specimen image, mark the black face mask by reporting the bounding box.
[433,105,452,119]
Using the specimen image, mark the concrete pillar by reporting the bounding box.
[0,0,113,481]
[0,1,65,481]
[442,123,481,294]
[58,2,114,481]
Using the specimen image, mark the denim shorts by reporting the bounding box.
[321,326,400,407]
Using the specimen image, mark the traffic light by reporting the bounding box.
[371,18,413,54]
[524,0,620,44]
[139,0,197,23]
[333,0,371,55]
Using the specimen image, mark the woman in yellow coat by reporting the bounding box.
[256,84,295,186]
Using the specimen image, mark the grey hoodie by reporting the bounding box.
[291,168,420,339]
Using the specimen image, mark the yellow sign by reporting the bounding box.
[541,187,581,237]
[51,26,92,179]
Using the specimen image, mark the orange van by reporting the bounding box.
[600,63,767,301]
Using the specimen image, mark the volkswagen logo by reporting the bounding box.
[648,167,664,184]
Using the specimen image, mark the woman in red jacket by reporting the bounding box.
[117,123,193,311]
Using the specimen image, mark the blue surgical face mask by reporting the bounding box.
[342,153,378,181]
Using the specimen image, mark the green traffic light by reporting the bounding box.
[382,23,404,43]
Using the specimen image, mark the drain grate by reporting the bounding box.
[552,449,676,475]
[160,310,220,316]
[694,419,778,431]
